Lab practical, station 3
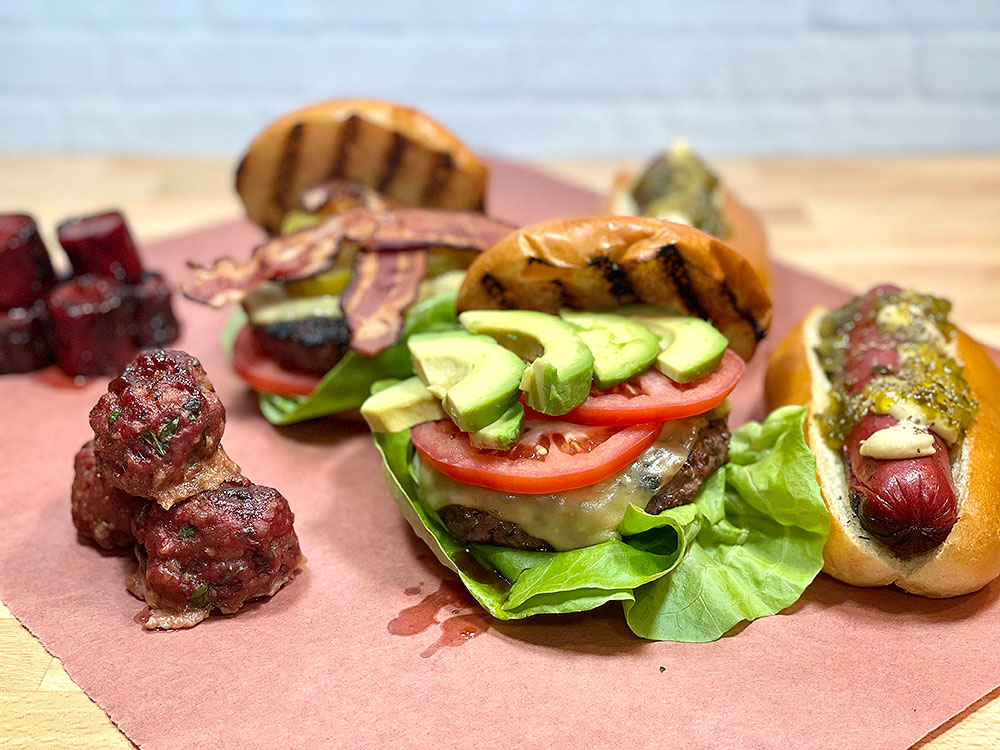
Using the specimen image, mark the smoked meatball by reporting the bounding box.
[128,479,303,630]
[70,441,142,550]
[89,349,239,507]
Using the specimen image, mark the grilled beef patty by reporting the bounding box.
[437,418,731,552]
[645,418,729,514]
[251,315,350,374]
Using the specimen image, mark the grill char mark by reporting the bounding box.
[420,151,454,205]
[658,243,709,320]
[551,279,568,307]
[376,132,408,193]
[480,272,514,309]
[271,121,305,223]
[588,255,637,302]
[331,115,360,178]
[720,280,767,341]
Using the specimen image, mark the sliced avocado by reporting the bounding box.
[558,309,660,389]
[369,378,402,396]
[459,310,595,416]
[630,314,729,383]
[361,376,445,433]
[408,331,525,433]
[469,402,524,451]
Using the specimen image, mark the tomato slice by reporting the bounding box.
[231,325,321,398]
[549,349,745,426]
[411,417,661,494]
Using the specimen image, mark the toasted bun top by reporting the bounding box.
[237,99,488,233]
[456,216,772,360]
[607,173,770,292]
[766,306,1000,597]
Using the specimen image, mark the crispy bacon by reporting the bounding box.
[342,250,428,355]
[183,207,513,308]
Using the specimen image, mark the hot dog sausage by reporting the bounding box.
[841,285,958,557]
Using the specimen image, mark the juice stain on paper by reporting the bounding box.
[388,579,490,657]
[31,366,89,389]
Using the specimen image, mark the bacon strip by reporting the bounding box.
[184,207,512,308]
[342,249,428,355]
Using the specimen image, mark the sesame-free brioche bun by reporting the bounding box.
[236,99,488,234]
[457,216,772,361]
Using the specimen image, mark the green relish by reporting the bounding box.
[814,289,975,447]
[630,142,729,238]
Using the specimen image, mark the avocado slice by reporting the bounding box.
[459,310,595,416]
[408,330,525,433]
[469,401,524,451]
[558,309,660,389]
[623,310,729,383]
[361,376,445,433]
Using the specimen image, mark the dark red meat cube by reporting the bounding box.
[0,298,54,374]
[71,440,142,549]
[0,213,57,310]
[130,272,180,348]
[47,275,137,376]
[128,479,303,629]
[58,210,144,283]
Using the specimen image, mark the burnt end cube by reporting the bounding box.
[0,299,54,374]
[58,210,144,283]
[0,213,57,310]
[129,271,180,348]
[47,275,137,376]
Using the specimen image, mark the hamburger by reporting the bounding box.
[185,99,512,423]
[363,216,829,641]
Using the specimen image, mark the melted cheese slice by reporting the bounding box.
[418,417,703,551]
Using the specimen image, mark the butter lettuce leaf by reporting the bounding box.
[222,292,459,425]
[373,405,828,641]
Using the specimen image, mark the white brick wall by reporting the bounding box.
[1,1,998,156]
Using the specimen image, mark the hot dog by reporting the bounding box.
[766,285,1000,597]
[836,286,958,557]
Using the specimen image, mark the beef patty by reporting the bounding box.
[437,418,731,551]
[251,315,351,374]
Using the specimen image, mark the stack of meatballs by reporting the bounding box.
[71,349,304,630]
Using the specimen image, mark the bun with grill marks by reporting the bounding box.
[456,216,772,361]
[236,99,489,234]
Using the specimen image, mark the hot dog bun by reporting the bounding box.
[236,99,488,234]
[456,216,772,361]
[607,167,770,292]
[766,306,1000,597]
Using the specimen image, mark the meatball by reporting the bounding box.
[89,349,239,508]
[71,441,142,550]
[128,479,304,630]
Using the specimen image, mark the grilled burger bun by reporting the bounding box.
[236,98,489,234]
[456,216,772,361]
[766,307,1000,597]
[607,168,769,292]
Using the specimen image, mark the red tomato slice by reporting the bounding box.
[411,417,661,494]
[551,349,745,426]
[231,325,320,398]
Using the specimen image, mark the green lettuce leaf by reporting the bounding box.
[373,404,828,641]
[222,293,459,425]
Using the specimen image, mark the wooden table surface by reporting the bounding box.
[1,153,999,749]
